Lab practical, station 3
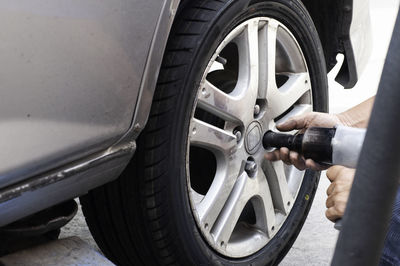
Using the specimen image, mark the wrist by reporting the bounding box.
[336,112,368,128]
[336,113,353,127]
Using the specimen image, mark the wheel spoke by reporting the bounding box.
[284,165,305,196]
[195,159,243,233]
[263,160,294,214]
[258,19,278,99]
[267,72,310,119]
[230,19,260,124]
[211,172,253,246]
[190,118,237,154]
[197,81,245,123]
[252,170,276,236]
[243,19,260,100]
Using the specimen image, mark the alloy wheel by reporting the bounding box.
[187,17,313,258]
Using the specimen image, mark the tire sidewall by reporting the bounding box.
[167,1,328,265]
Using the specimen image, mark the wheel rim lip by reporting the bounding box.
[186,16,313,258]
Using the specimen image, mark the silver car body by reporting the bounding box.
[350,0,373,80]
[0,0,370,226]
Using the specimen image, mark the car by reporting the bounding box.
[0,0,371,265]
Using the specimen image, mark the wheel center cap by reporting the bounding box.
[245,122,262,154]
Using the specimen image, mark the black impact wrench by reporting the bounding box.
[263,126,366,230]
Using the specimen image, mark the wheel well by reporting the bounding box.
[175,0,354,85]
[247,0,354,84]
[301,0,351,73]
[244,0,351,73]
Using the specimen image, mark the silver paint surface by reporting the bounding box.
[0,140,135,226]
[0,0,164,187]
[350,0,373,78]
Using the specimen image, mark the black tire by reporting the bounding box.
[81,0,328,265]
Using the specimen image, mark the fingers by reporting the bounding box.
[325,166,355,223]
[265,151,329,171]
[326,206,346,222]
[325,193,348,222]
[276,114,308,132]
[326,191,350,208]
[326,166,355,182]
[279,148,291,165]
[265,148,289,163]
[265,148,307,170]
[290,152,306,170]
[305,159,329,171]
[326,182,335,196]
[326,179,353,197]
[265,150,326,171]
[276,112,342,132]
[264,147,292,165]
[264,148,278,161]
[326,165,344,182]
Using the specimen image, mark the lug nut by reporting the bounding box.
[245,160,257,177]
[254,105,261,116]
[234,130,242,142]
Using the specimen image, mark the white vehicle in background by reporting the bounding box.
[0,0,371,265]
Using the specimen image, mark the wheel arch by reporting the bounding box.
[131,0,368,143]
[246,0,371,89]
[300,0,371,89]
[301,0,354,88]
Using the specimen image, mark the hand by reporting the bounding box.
[325,166,355,222]
[265,112,344,171]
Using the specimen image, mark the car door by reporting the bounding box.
[0,0,165,187]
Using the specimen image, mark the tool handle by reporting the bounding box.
[262,131,303,151]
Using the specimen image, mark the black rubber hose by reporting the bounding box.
[331,10,400,266]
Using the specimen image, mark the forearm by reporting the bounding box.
[337,97,375,128]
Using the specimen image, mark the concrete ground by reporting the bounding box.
[0,237,113,266]
[59,1,400,265]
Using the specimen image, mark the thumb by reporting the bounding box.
[276,115,307,131]
[326,166,345,182]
